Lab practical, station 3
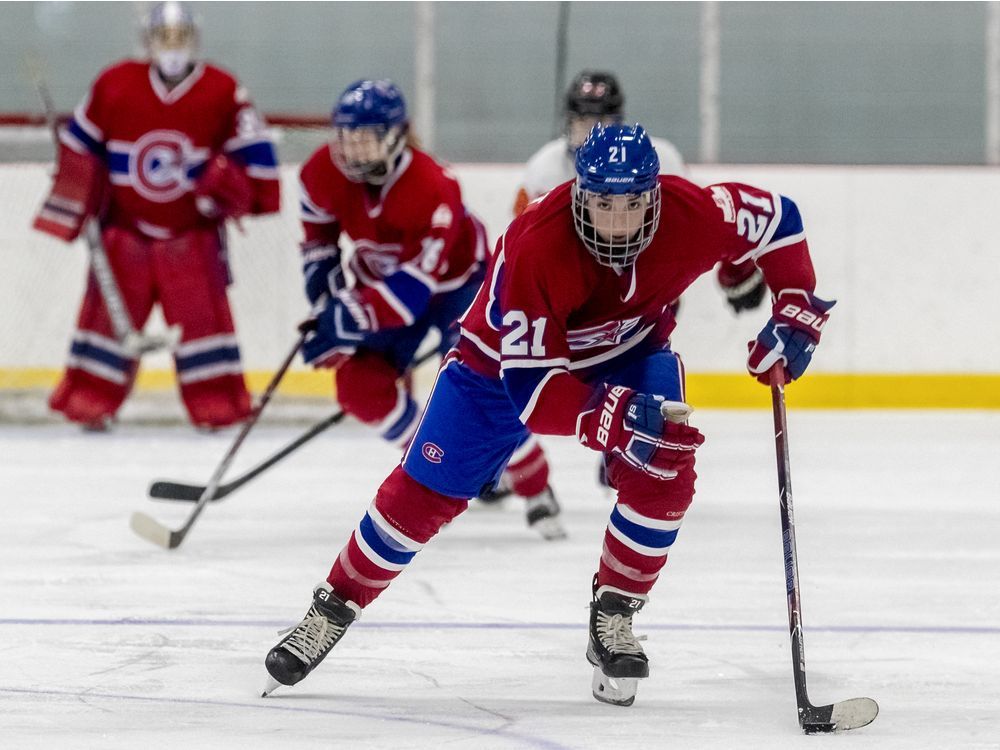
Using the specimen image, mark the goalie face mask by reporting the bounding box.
[144,1,199,82]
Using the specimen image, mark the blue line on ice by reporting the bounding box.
[0,618,996,634]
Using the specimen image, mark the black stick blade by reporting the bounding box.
[149,480,215,502]
[801,697,879,734]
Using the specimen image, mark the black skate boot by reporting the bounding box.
[525,486,567,541]
[262,582,360,696]
[586,579,649,706]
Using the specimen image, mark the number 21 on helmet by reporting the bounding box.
[572,123,661,268]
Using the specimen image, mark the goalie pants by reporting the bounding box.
[327,348,696,607]
[49,225,251,428]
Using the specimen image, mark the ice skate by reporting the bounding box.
[525,486,567,540]
[262,582,360,696]
[586,581,649,707]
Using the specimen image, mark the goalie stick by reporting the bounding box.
[147,347,440,502]
[28,57,180,356]
[130,332,306,549]
[27,55,180,357]
[769,365,879,734]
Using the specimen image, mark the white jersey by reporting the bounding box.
[514,134,687,215]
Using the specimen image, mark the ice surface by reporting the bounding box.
[1,410,998,749]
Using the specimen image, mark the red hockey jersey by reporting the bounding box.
[458,176,818,435]
[59,59,279,239]
[298,146,487,328]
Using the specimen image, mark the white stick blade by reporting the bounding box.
[830,697,879,731]
[130,511,173,548]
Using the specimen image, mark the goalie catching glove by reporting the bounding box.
[576,384,704,480]
[747,289,835,384]
[301,290,378,368]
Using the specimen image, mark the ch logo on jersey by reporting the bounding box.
[127,130,204,203]
[422,442,445,464]
[567,317,643,351]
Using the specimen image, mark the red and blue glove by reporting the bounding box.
[747,289,835,384]
[301,291,378,368]
[301,240,347,305]
[577,384,704,480]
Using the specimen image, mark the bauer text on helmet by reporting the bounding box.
[572,123,661,268]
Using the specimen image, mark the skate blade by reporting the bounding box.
[261,675,282,698]
[531,517,568,541]
[591,667,638,707]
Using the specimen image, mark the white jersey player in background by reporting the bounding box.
[513,71,686,216]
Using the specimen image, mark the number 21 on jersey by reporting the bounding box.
[502,310,547,357]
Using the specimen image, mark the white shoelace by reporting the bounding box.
[277,606,346,664]
[595,611,646,656]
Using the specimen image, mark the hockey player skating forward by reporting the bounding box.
[33,1,279,430]
[294,79,563,539]
[488,71,768,499]
[263,124,834,706]
[515,70,767,315]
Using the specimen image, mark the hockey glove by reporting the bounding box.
[718,259,767,314]
[301,291,378,369]
[577,384,704,480]
[194,154,254,219]
[301,240,347,305]
[747,289,835,385]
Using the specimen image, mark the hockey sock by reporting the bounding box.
[597,457,696,595]
[328,465,467,607]
[504,438,550,498]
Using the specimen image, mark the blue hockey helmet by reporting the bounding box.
[330,80,409,184]
[572,123,661,267]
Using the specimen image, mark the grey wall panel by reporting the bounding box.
[0,1,991,165]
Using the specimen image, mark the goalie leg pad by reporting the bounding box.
[327,465,467,607]
[50,228,159,424]
[153,229,251,428]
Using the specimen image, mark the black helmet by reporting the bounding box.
[565,71,624,118]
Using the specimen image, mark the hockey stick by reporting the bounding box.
[27,55,180,358]
[129,332,306,549]
[768,365,879,733]
[147,346,441,502]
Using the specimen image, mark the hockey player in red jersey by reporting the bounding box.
[295,79,564,539]
[262,124,834,706]
[32,1,280,430]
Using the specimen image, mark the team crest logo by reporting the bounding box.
[567,317,643,350]
[128,130,198,203]
[421,442,445,463]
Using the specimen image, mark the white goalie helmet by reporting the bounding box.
[144,1,199,81]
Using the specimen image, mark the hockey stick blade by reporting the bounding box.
[149,480,226,502]
[129,511,181,549]
[801,697,879,734]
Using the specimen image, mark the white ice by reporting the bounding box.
[1,410,998,749]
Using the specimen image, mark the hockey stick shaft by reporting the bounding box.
[149,347,441,502]
[769,365,812,712]
[130,332,306,548]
